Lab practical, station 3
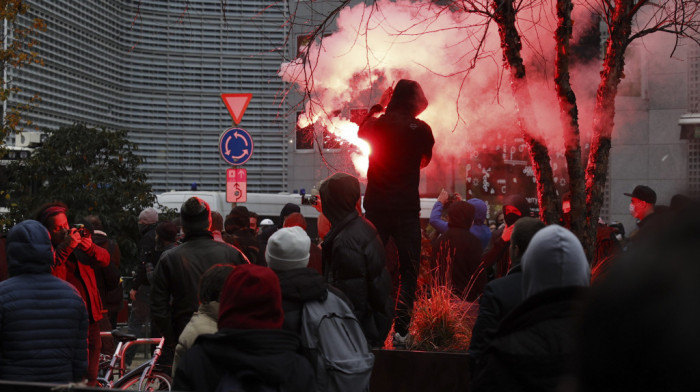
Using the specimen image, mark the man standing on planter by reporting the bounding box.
[358,79,435,347]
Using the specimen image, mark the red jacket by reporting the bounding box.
[53,240,110,324]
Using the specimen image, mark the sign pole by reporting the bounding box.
[221,93,253,204]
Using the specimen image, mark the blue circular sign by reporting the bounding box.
[219,127,254,165]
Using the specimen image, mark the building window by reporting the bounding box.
[322,128,341,149]
[296,111,314,150]
[297,34,312,56]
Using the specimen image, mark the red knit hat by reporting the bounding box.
[217,264,283,330]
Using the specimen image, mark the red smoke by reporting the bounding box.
[278,0,609,190]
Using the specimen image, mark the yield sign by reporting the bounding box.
[221,93,252,125]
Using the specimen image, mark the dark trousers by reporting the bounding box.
[365,211,421,336]
[98,315,115,356]
[125,285,151,365]
[87,321,102,386]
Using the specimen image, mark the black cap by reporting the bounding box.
[624,185,657,204]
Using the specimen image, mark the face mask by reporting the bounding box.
[505,213,522,226]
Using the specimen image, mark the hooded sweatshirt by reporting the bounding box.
[319,172,361,226]
[471,225,590,392]
[358,79,435,214]
[521,225,590,299]
[429,198,492,251]
[468,198,492,251]
[0,220,88,383]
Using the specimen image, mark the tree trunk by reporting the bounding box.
[554,0,587,247]
[585,0,636,260]
[493,0,560,224]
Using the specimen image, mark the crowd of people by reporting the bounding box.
[1,79,699,391]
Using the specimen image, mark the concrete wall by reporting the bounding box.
[608,34,690,235]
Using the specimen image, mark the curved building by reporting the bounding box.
[11,1,290,193]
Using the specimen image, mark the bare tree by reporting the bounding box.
[282,0,700,260]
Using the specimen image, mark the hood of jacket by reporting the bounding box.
[447,201,475,229]
[7,220,54,276]
[319,172,361,226]
[468,198,488,224]
[503,194,531,225]
[521,225,590,299]
[385,79,428,117]
[276,268,328,303]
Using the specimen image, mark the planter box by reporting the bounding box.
[370,349,471,392]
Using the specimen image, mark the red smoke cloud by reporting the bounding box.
[279,0,604,181]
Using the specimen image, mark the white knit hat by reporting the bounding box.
[265,226,310,271]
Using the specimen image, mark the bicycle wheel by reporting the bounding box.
[117,371,172,391]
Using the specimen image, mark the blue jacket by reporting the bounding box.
[430,199,492,251]
[0,220,88,383]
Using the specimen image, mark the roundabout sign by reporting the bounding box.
[219,127,253,165]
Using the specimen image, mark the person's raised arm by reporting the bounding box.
[429,189,450,234]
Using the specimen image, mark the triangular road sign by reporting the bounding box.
[221,93,252,125]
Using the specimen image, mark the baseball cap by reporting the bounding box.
[624,185,657,204]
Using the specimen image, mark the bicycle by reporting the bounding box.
[97,329,172,390]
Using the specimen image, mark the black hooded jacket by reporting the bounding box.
[358,79,435,214]
[432,201,484,301]
[173,329,315,392]
[275,268,328,335]
[319,173,394,346]
[0,220,88,383]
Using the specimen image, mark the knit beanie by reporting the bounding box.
[266,226,310,271]
[180,197,211,231]
[138,207,159,225]
[283,212,307,230]
[218,264,283,330]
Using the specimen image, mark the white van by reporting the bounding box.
[155,191,230,215]
[155,191,319,219]
[155,190,437,240]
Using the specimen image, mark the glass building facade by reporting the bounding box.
[10,1,291,193]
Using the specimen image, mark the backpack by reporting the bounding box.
[300,291,375,392]
[216,369,279,392]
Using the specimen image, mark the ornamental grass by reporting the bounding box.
[407,251,477,352]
